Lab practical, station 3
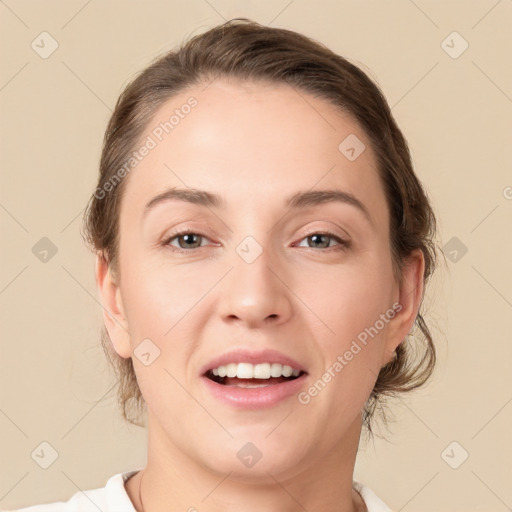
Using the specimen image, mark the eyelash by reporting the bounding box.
[161,230,351,254]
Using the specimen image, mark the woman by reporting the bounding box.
[11,18,438,512]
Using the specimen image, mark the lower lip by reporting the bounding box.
[201,374,307,409]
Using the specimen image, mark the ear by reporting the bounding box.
[382,249,425,366]
[95,252,132,359]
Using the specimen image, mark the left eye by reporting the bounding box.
[296,232,348,249]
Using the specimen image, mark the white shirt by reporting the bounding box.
[4,469,393,512]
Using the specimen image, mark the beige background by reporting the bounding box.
[1,1,511,511]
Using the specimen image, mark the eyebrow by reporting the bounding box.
[144,187,373,225]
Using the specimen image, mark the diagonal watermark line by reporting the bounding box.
[0,407,29,438]
[391,62,439,110]
[60,206,86,233]
[471,265,512,309]
[201,471,233,502]
[398,472,439,511]
[200,74,218,93]
[201,0,227,21]
[472,0,502,29]
[60,265,130,333]
[60,381,117,440]
[163,368,233,438]
[471,470,511,510]
[0,265,29,296]
[266,410,294,437]
[407,0,439,28]
[61,471,103,511]
[267,0,294,26]
[288,83,336,130]
[61,0,93,29]
[472,61,512,104]
[0,61,29,92]
[0,0,29,28]
[266,164,337,235]
[266,471,309,511]
[61,61,112,112]
[163,267,234,336]
[0,202,29,232]
[163,163,233,233]
[0,471,29,501]
[472,395,512,439]
[265,265,336,335]
[398,397,439,438]
[470,204,499,233]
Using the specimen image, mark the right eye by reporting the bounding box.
[162,231,212,252]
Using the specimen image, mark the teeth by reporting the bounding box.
[210,362,301,379]
[226,363,237,378]
[254,363,270,379]
[282,365,293,377]
[270,363,282,378]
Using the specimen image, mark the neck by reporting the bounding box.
[128,412,366,512]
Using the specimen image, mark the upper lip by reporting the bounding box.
[200,348,307,376]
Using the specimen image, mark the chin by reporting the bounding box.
[196,432,309,482]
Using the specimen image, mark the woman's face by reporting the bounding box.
[98,78,422,480]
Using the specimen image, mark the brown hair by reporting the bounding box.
[82,18,439,435]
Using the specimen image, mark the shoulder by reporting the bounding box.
[4,469,141,512]
[353,480,394,512]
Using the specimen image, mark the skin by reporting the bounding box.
[96,78,424,512]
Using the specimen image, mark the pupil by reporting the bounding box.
[310,234,328,248]
[181,234,200,248]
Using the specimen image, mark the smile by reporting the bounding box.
[209,362,302,384]
[202,359,308,408]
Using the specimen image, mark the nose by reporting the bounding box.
[217,243,294,329]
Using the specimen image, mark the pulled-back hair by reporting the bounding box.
[82,18,439,435]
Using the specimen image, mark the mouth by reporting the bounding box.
[200,349,309,408]
[205,362,306,388]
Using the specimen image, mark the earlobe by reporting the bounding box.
[95,253,132,359]
[382,249,425,366]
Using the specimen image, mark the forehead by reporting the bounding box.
[119,78,388,229]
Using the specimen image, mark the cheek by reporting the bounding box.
[118,263,199,411]
[300,270,393,424]
[299,253,394,342]
[120,253,204,337]
[297,251,395,408]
